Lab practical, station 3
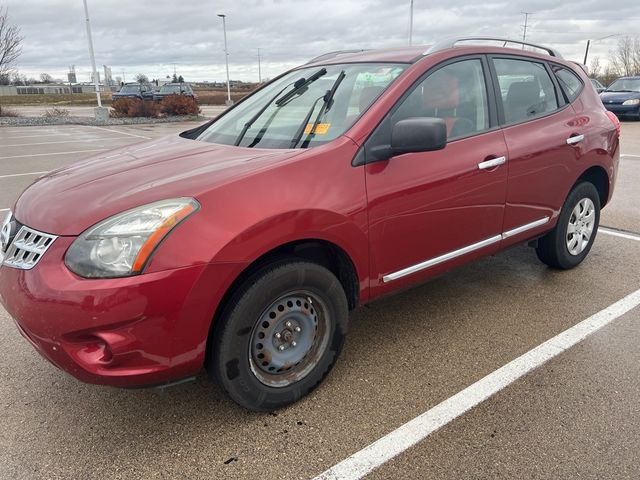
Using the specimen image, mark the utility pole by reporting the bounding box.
[409,0,414,46]
[82,0,102,107]
[257,48,262,83]
[521,12,533,46]
[218,14,232,105]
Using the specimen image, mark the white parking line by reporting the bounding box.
[0,171,48,179]
[621,154,640,158]
[314,288,640,480]
[0,208,9,213]
[0,149,107,160]
[3,133,74,139]
[599,227,640,242]
[85,125,151,140]
[1,137,132,148]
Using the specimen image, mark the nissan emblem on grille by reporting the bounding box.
[1,225,58,270]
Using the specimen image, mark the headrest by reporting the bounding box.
[506,82,540,106]
[423,72,459,109]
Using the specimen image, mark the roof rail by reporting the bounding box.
[306,49,370,65]
[424,37,563,59]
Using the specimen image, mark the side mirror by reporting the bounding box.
[391,118,447,156]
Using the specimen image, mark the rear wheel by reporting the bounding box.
[536,182,600,269]
[209,260,349,411]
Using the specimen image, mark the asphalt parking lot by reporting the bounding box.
[1,121,639,479]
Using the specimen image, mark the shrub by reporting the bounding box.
[159,94,200,116]
[43,106,70,118]
[110,98,159,118]
[0,105,20,117]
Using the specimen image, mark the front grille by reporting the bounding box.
[2,225,57,270]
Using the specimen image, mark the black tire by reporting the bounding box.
[209,260,349,411]
[536,182,600,269]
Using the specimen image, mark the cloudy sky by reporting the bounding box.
[3,0,639,83]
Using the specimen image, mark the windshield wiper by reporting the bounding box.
[294,70,346,149]
[275,68,327,107]
[234,68,327,147]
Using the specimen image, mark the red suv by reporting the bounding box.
[0,37,620,411]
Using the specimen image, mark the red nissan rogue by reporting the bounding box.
[0,37,620,411]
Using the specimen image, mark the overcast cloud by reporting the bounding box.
[3,0,639,83]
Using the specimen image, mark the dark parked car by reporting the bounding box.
[590,78,605,93]
[0,37,620,411]
[153,83,197,101]
[600,76,640,119]
[112,83,155,101]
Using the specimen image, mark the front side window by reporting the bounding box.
[493,58,559,124]
[197,63,407,149]
[389,58,490,140]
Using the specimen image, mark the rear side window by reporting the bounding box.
[553,66,583,102]
[493,58,559,124]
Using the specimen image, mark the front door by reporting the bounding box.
[364,57,508,296]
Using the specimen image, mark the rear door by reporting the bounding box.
[489,56,582,242]
[364,56,509,296]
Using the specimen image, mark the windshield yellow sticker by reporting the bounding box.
[304,123,331,135]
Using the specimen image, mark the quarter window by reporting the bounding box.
[553,66,583,102]
[493,58,559,124]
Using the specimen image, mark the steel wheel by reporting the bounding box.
[249,291,330,388]
[566,198,595,256]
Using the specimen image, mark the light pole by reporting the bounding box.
[408,0,414,46]
[257,48,262,84]
[82,0,102,107]
[584,34,617,65]
[218,14,232,105]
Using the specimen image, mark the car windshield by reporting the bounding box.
[119,85,140,93]
[197,63,407,149]
[606,78,640,92]
[161,84,189,93]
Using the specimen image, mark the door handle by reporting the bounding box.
[478,156,506,170]
[566,134,584,145]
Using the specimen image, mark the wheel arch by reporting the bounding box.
[574,165,610,207]
[205,237,362,366]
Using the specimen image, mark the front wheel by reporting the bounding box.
[536,182,600,269]
[209,260,349,411]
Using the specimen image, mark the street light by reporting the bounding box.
[217,14,232,105]
[82,0,101,108]
[584,34,618,65]
[408,0,414,46]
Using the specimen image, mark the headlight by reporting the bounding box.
[65,198,199,278]
[622,98,640,106]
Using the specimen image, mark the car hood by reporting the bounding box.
[14,135,303,236]
[600,91,640,102]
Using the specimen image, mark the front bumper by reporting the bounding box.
[0,235,243,387]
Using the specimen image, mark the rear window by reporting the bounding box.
[553,66,583,102]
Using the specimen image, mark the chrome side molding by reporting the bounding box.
[383,216,550,283]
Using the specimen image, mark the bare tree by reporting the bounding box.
[0,7,22,77]
[609,36,635,76]
[40,72,53,83]
[135,73,149,84]
[588,56,602,79]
